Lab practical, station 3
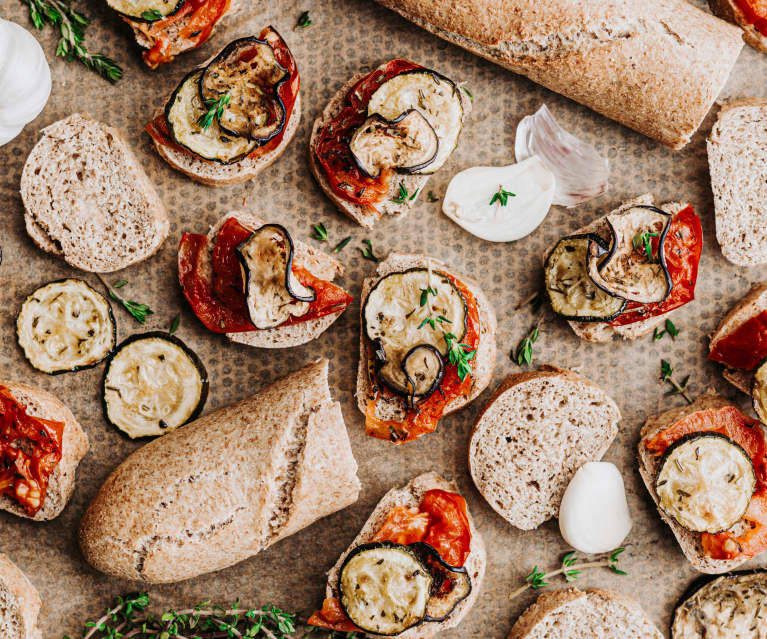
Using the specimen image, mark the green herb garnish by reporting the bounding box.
[661,359,692,404]
[312,222,328,241]
[632,231,659,262]
[141,8,163,20]
[427,191,439,203]
[461,86,473,99]
[420,287,437,307]
[98,276,154,325]
[489,186,515,207]
[169,314,180,336]
[333,236,352,252]
[515,323,540,366]
[360,239,380,262]
[199,93,231,130]
[653,319,680,341]
[297,10,312,27]
[444,332,476,381]
[113,279,128,289]
[391,182,419,204]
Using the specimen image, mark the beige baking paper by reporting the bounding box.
[1,0,766,636]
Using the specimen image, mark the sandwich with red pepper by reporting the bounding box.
[309,59,471,229]
[308,472,485,638]
[544,194,703,342]
[178,212,353,348]
[356,253,497,444]
[709,0,767,52]
[146,28,300,186]
[106,0,241,68]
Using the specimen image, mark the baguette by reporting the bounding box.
[78,359,360,584]
[0,553,42,639]
[373,0,743,149]
[709,0,767,53]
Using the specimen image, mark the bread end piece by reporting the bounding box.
[0,553,42,639]
[708,0,767,52]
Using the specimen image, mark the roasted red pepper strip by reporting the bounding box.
[709,310,767,371]
[734,0,767,37]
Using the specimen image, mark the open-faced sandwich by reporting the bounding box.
[146,28,300,186]
[356,253,496,443]
[639,392,767,573]
[106,0,241,68]
[709,0,767,53]
[308,472,484,639]
[544,194,703,342]
[0,552,42,639]
[310,59,471,228]
[179,212,353,348]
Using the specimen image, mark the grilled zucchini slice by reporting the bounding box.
[166,70,257,164]
[368,69,463,174]
[16,279,116,374]
[752,361,767,424]
[106,0,184,21]
[656,432,756,534]
[103,332,208,439]
[339,542,432,636]
[409,542,472,622]
[545,234,626,322]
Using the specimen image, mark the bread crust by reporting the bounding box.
[709,0,767,52]
[0,552,42,639]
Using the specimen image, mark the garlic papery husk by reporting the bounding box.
[0,19,52,147]
[442,156,555,242]
[515,104,609,208]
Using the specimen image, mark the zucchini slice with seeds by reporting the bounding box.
[752,360,767,424]
[656,432,756,534]
[103,332,208,439]
[16,279,116,374]
[106,0,184,22]
[409,542,471,622]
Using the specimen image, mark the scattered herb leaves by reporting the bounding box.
[198,93,231,130]
[515,323,540,366]
[312,222,328,241]
[297,10,312,28]
[427,191,439,203]
[141,8,163,20]
[660,359,692,404]
[632,231,659,263]
[391,182,418,204]
[444,332,476,381]
[333,236,352,252]
[420,286,437,307]
[489,186,516,207]
[360,239,380,262]
[653,319,680,341]
[461,86,473,99]
[169,314,180,336]
[97,275,154,325]
[113,279,128,289]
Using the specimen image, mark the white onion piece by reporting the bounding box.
[559,462,632,554]
[515,105,609,208]
[442,156,555,242]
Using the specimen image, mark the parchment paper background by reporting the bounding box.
[1,0,766,636]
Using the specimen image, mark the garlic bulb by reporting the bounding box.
[0,19,52,147]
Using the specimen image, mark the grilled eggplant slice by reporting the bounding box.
[236,224,315,330]
[752,361,767,424]
[656,432,756,534]
[401,344,445,407]
[106,0,184,21]
[587,205,672,304]
[409,542,471,622]
[200,37,288,142]
[166,70,257,164]
[545,234,626,322]
[16,279,116,374]
[364,268,466,398]
[349,110,439,178]
[368,69,463,174]
[339,542,432,636]
[103,332,208,439]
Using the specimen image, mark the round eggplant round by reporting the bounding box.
[752,360,767,424]
[16,279,116,374]
[408,542,472,623]
[339,541,432,636]
[106,0,185,22]
[401,344,445,405]
[165,70,257,164]
[199,37,288,142]
[655,432,756,534]
[102,332,208,439]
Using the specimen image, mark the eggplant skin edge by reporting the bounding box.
[107,0,186,23]
[16,278,117,376]
[100,331,209,440]
[409,541,472,623]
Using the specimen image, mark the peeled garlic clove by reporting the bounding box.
[515,104,609,208]
[442,156,555,242]
[559,462,632,554]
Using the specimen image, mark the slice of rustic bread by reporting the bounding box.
[469,365,620,530]
[709,0,767,52]
[21,113,168,273]
[324,472,485,639]
[508,587,662,639]
[707,99,767,266]
[0,553,42,639]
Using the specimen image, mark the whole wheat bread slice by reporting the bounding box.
[507,587,662,639]
[709,0,767,53]
[469,365,620,530]
[637,391,759,573]
[707,99,767,266]
[308,64,471,229]
[355,252,497,425]
[324,472,485,639]
[0,381,88,522]
[20,113,169,273]
[0,553,42,639]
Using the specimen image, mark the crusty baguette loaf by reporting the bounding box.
[355,252,497,424]
[197,211,348,348]
[637,391,754,573]
[373,0,743,150]
[507,587,662,639]
[707,99,767,266]
[78,359,360,584]
[0,553,42,639]
[709,0,767,52]
[21,113,169,273]
[324,472,485,639]
[309,65,471,229]
[0,381,88,522]
[469,365,620,530]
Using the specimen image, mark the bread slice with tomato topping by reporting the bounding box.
[709,0,767,52]
[0,552,42,639]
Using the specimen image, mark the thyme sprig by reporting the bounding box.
[297,10,312,28]
[632,231,659,263]
[661,359,692,404]
[489,186,515,207]
[312,223,328,241]
[510,548,627,601]
[653,319,679,341]
[22,0,123,83]
[391,182,419,204]
[169,315,180,336]
[360,239,380,262]
[141,8,163,20]
[97,276,154,325]
[199,93,231,130]
[333,236,352,253]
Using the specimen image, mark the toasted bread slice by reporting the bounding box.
[707,99,767,266]
[355,252,497,424]
[0,553,41,639]
[469,365,620,530]
[324,472,485,639]
[709,0,767,52]
[21,113,169,273]
[508,587,662,639]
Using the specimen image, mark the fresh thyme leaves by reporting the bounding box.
[297,10,312,28]
[23,0,123,83]
[333,236,352,252]
[444,332,476,381]
[489,186,515,207]
[113,279,128,289]
[420,287,438,307]
[653,319,680,341]
[360,239,380,262]
[661,359,692,404]
[461,86,473,99]
[141,8,163,20]
[199,93,231,130]
[169,314,180,336]
[632,231,659,262]
[97,275,154,325]
[391,182,419,204]
[67,592,298,639]
[427,191,439,203]
[312,222,328,241]
[515,323,540,366]
[510,548,627,601]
